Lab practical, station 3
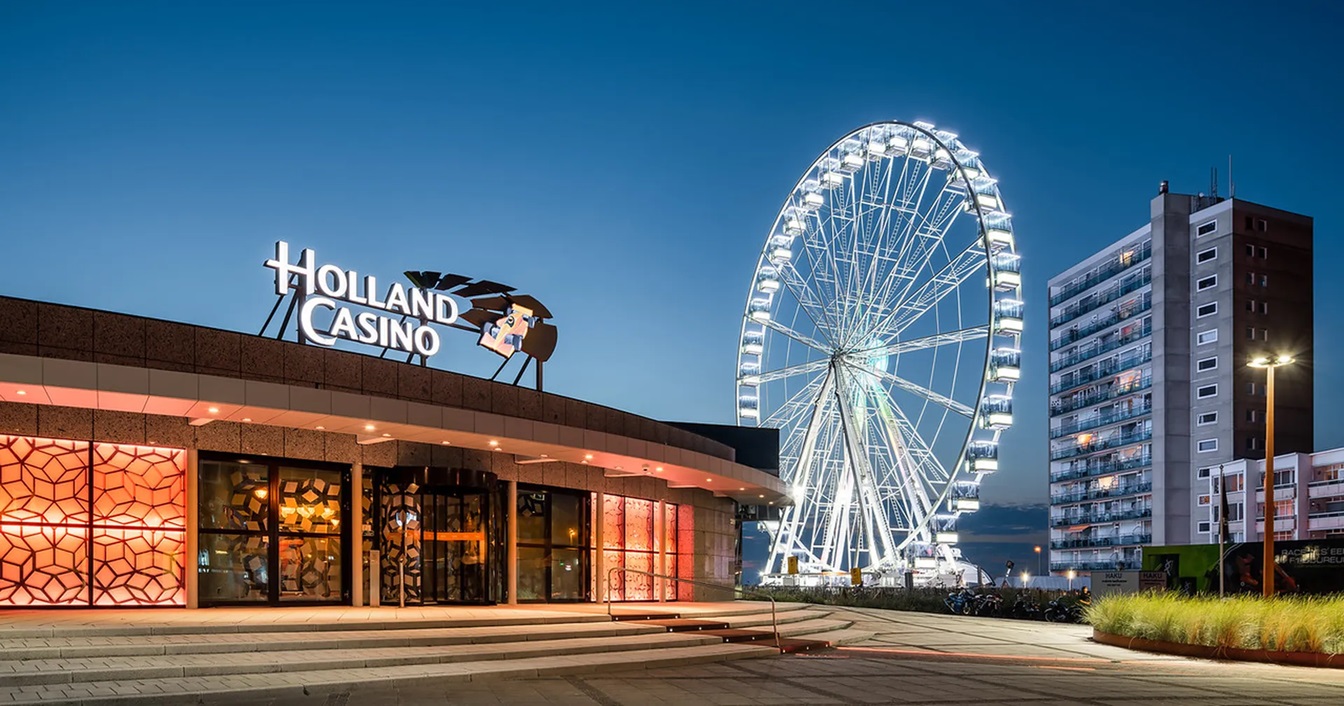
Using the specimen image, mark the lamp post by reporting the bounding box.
[1034,545,1042,577]
[1248,354,1293,598]
[1067,569,1076,591]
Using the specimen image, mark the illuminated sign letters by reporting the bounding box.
[264,241,458,358]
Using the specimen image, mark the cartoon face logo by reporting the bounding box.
[479,303,533,358]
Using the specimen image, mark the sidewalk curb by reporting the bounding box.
[1092,629,1344,668]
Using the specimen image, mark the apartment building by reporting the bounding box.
[1046,183,1313,573]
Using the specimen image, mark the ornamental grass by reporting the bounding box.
[1086,592,1344,654]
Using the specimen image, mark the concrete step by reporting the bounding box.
[0,631,728,687]
[641,619,730,632]
[0,642,778,704]
[721,607,832,629]
[773,617,854,637]
[0,620,673,660]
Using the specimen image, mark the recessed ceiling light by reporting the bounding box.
[364,424,375,432]
[208,407,219,414]
[739,487,745,491]
[441,441,451,445]
[758,494,765,499]
[768,501,774,505]
[584,453,593,460]
[382,433,391,438]
[540,454,548,458]
[706,478,712,482]
[15,390,25,396]
[242,417,252,423]
[316,425,325,430]
[488,440,498,447]
[655,466,663,472]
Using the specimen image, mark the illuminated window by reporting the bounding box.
[1197,439,1218,453]
[1196,329,1218,346]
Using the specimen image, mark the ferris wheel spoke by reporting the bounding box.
[867,239,987,342]
[849,326,988,359]
[831,367,900,566]
[754,358,831,385]
[841,359,974,418]
[758,316,832,355]
[773,260,846,347]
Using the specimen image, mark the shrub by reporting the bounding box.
[1088,593,1344,654]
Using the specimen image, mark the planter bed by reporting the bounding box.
[1093,629,1344,669]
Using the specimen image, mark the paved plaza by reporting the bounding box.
[313,608,1344,706]
[3,604,1344,704]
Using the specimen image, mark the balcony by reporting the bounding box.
[1050,453,1153,483]
[1308,479,1344,499]
[1049,270,1152,329]
[1049,348,1152,396]
[1050,507,1152,528]
[1049,321,1153,374]
[1051,481,1153,505]
[1051,374,1152,417]
[1050,533,1152,550]
[1051,400,1153,441]
[1050,429,1151,462]
[1050,560,1140,572]
[1049,241,1153,307]
[1307,511,1344,532]
[1049,293,1152,352]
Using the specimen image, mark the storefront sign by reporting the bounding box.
[265,241,458,358]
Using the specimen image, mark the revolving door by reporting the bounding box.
[372,467,504,605]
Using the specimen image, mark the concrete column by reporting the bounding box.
[350,461,363,607]
[594,491,605,603]
[185,449,199,609]
[506,480,518,605]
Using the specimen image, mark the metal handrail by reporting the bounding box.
[604,567,782,653]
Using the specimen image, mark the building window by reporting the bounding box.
[1197,384,1218,399]
[1247,409,1260,423]
[1198,439,1218,453]
[1197,357,1218,372]
[1197,302,1217,318]
[1196,329,1218,345]
[1197,466,1213,479]
[1260,301,1268,314]
[1197,275,1217,291]
[1248,272,1269,287]
[1256,218,1268,232]
[1197,220,1218,237]
[1246,299,1257,312]
[1260,273,1269,287]
[1198,494,1211,506]
[1198,521,1211,533]
[1196,247,1217,264]
[1246,437,1261,452]
[1197,412,1217,426]
[1258,246,1268,259]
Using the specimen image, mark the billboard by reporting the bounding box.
[1143,539,1344,595]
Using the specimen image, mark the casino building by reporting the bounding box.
[0,250,787,608]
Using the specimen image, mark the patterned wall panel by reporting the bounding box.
[378,481,422,603]
[1,436,90,525]
[0,435,185,607]
[602,494,678,602]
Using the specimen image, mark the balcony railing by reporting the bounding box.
[1308,479,1344,499]
[1050,533,1152,550]
[1049,293,1152,352]
[1049,321,1153,374]
[1051,401,1154,440]
[1308,511,1344,531]
[1050,560,1140,572]
[1049,241,1153,307]
[1051,481,1153,505]
[1049,270,1152,328]
[1050,507,1153,528]
[1051,375,1152,418]
[1050,453,1153,483]
[1050,429,1152,461]
[1049,348,1152,396]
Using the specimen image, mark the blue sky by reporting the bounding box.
[3,1,1341,568]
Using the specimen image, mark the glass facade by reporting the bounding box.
[197,455,349,605]
[516,486,590,601]
[602,494,678,601]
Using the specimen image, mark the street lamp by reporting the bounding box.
[1021,571,1030,588]
[1034,545,1042,576]
[1066,569,1076,591]
[1248,354,1293,598]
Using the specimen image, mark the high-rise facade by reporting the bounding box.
[1047,185,1313,573]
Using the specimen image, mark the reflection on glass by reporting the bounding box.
[198,532,269,602]
[278,467,342,535]
[278,535,342,601]
[551,493,584,547]
[551,548,586,600]
[198,461,268,531]
[518,492,547,541]
[518,546,547,601]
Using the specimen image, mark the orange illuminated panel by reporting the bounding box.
[602,494,678,602]
[0,435,186,607]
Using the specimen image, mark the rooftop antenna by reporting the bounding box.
[1229,154,1236,198]
[1210,166,1218,200]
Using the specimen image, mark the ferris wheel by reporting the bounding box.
[736,120,1021,580]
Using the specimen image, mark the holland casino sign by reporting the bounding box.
[264,241,456,357]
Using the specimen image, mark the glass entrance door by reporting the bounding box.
[420,490,487,604]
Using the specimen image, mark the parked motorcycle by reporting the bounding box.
[971,591,1004,617]
[944,587,976,615]
[1010,594,1042,620]
[1043,598,1082,623]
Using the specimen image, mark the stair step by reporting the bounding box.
[774,617,854,637]
[802,627,879,646]
[0,642,777,704]
[0,631,726,687]
[0,621,671,660]
[777,637,831,654]
[700,628,777,644]
[721,608,830,629]
[608,610,682,621]
[641,619,730,632]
